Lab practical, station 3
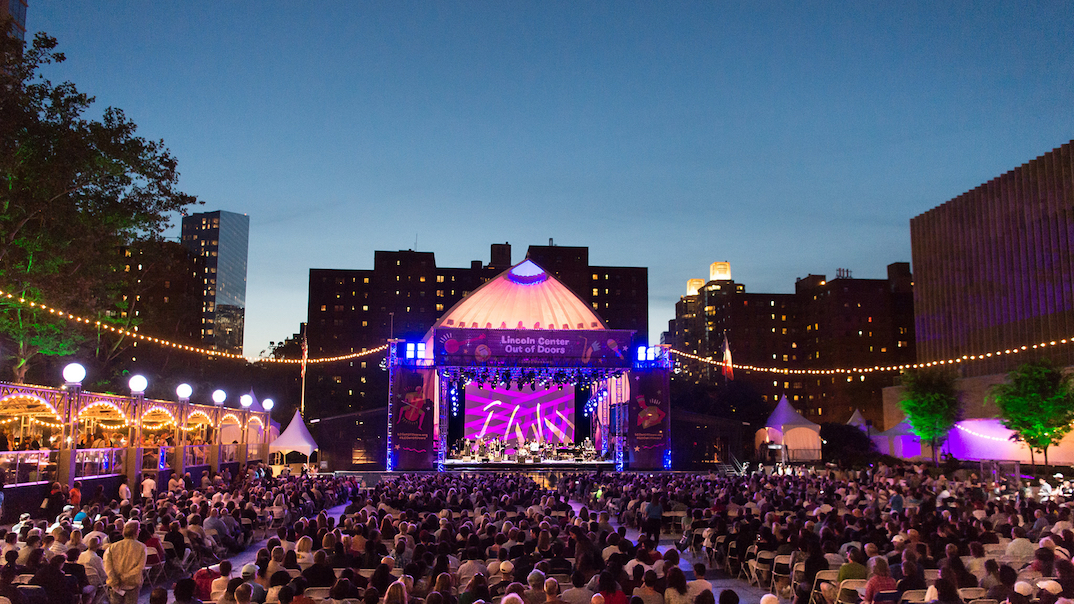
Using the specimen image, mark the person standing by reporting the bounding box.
[103,521,147,604]
[140,475,156,504]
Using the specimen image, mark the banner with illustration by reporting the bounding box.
[433,328,634,368]
[628,369,670,469]
[391,366,436,470]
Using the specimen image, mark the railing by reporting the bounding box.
[184,444,210,467]
[141,446,175,471]
[0,450,58,486]
[221,444,239,463]
[247,443,261,461]
[74,447,125,478]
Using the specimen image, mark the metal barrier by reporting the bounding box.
[74,447,125,478]
[0,450,58,486]
[141,446,175,471]
[184,444,210,467]
[247,444,261,461]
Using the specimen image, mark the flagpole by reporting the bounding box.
[300,333,308,416]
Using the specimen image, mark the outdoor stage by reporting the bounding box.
[443,458,616,471]
[387,259,673,473]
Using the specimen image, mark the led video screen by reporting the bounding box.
[463,384,575,445]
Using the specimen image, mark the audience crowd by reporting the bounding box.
[3,461,1073,604]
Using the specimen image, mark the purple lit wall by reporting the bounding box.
[463,384,575,445]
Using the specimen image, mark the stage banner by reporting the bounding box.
[391,366,436,470]
[433,328,634,368]
[628,369,670,469]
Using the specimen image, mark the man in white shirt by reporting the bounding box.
[85,521,109,548]
[103,521,147,604]
[168,475,183,494]
[1006,527,1036,559]
[140,476,156,502]
[686,563,713,600]
[79,536,107,587]
[457,548,487,589]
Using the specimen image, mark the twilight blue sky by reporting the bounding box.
[29,2,1074,355]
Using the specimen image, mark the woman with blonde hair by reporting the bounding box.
[435,573,457,604]
[322,532,337,552]
[384,581,409,604]
[296,536,315,565]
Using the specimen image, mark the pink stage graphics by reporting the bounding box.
[463,384,575,445]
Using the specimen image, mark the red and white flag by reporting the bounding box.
[300,334,308,379]
[721,335,734,380]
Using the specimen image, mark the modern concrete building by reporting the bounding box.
[910,140,1074,378]
[181,210,250,355]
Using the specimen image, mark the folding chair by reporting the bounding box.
[791,561,806,595]
[923,569,940,586]
[748,550,776,587]
[771,554,793,592]
[835,579,867,604]
[899,590,928,604]
[874,591,900,604]
[959,588,987,601]
[810,569,839,604]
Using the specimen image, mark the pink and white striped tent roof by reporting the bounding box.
[424,259,607,345]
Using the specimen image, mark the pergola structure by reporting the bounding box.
[0,379,271,493]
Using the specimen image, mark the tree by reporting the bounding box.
[899,367,961,464]
[819,422,877,465]
[0,29,197,381]
[990,360,1074,467]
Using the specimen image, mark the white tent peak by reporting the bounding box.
[847,409,867,430]
[270,410,319,457]
[766,395,820,433]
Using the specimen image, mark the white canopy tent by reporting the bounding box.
[846,409,867,431]
[270,410,319,457]
[871,419,925,459]
[755,395,822,461]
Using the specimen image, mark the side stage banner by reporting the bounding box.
[433,328,633,368]
[628,370,670,469]
[391,366,436,470]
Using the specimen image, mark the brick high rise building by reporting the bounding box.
[665,262,914,425]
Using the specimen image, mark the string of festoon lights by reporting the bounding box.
[5,287,1071,374]
[671,334,1074,375]
[0,289,387,365]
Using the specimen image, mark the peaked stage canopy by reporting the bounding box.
[270,410,319,457]
[426,259,608,341]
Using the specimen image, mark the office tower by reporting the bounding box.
[1,0,27,41]
[181,210,250,355]
[911,140,1074,377]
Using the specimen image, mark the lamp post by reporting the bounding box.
[240,394,252,457]
[262,399,274,464]
[59,363,85,487]
[62,363,85,449]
